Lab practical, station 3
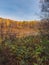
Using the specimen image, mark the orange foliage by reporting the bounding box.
[0,18,40,38]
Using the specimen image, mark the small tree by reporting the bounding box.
[40,0,49,20]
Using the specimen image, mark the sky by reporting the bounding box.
[0,0,41,21]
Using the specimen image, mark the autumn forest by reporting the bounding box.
[0,18,49,65]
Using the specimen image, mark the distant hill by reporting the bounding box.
[0,18,49,39]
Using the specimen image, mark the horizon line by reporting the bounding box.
[0,16,40,21]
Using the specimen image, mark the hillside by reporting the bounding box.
[0,18,49,39]
[0,18,40,38]
[0,18,49,65]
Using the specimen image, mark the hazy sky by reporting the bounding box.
[0,0,40,20]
